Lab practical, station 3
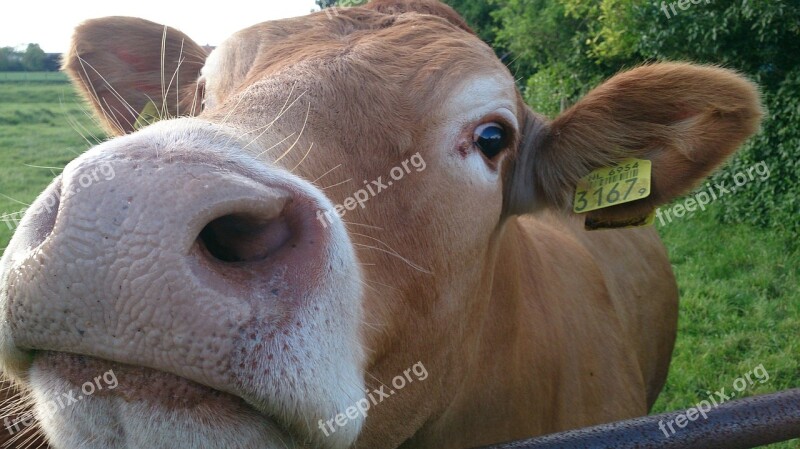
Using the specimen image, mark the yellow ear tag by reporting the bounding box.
[573,158,652,213]
[133,101,162,130]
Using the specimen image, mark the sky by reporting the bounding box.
[1,0,320,53]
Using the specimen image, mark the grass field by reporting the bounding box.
[0,73,798,447]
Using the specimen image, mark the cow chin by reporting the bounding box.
[29,353,301,449]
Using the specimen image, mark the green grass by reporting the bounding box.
[0,75,797,447]
[0,71,69,83]
[651,203,799,448]
[0,74,104,249]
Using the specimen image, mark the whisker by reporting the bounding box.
[59,95,103,147]
[289,142,314,173]
[62,110,100,148]
[22,164,64,170]
[311,164,341,184]
[252,133,295,157]
[238,89,306,149]
[160,25,168,118]
[319,178,352,190]
[214,92,252,141]
[363,278,401,293]
[75,54,138,127]
[74,51,119,129]
[350,232,426,284]
[218,83,301,143]
[175,39,186,116]
[364,371,393,392]
[342,220,383,231]
[0,194,31,207]
[273,101,311,164]
[74,97,108,140]
[190,77,203,117]
[101,97,134,132]
[353,243,431,274]
[349,231,393,250]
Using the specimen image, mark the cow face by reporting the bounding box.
[0,1,761,449]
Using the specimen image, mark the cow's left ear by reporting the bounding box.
[63,17,208,136]
[505,63,763,223]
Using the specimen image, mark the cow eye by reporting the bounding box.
[473,123,508,160]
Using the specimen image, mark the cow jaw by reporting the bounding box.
[0,120,367,449]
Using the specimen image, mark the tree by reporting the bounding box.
[0,47,17,71]
[315,0,337,8]
[22,43,45,71]
[442,0,502,47]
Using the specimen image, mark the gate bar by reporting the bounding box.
[475,388,800,449]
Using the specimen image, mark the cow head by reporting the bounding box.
[0,1,761,448]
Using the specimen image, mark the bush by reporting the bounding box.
[713,68,800,240]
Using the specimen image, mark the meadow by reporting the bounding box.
[0,73,797,447]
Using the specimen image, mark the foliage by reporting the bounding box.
[20,44,45,72]
[713,67,800,238]
[315,0,338,9]
[0,44,58,72]
[441,0,503,49]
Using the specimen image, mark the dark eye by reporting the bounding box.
[473,123,508,160]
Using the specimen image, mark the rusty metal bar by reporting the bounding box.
[475,388,800,449]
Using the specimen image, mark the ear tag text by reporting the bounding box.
[573,158,652,213]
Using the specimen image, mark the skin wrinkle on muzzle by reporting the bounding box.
[0,120,367,449]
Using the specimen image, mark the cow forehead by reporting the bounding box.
[442,75,519,128]
[201,9,515,113]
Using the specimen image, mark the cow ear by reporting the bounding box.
[63,17,208,136]
[505,63,763,224]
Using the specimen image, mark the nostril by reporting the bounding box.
[198,212,293,263]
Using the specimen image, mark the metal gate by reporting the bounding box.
[477,389,800,449]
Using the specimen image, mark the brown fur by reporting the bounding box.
[2,1,763,448]
[364,0,474,33]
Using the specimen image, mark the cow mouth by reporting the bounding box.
[34,351,248,409]
[25,351,303,449]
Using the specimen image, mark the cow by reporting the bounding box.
[0,1,762,448]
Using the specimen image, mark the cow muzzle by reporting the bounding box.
[0,119,366,449]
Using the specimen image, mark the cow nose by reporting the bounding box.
[199,209,292,263]
[1,132,337,390]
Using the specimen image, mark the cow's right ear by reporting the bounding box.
[505,63,763,226]
[63,17,208,136]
